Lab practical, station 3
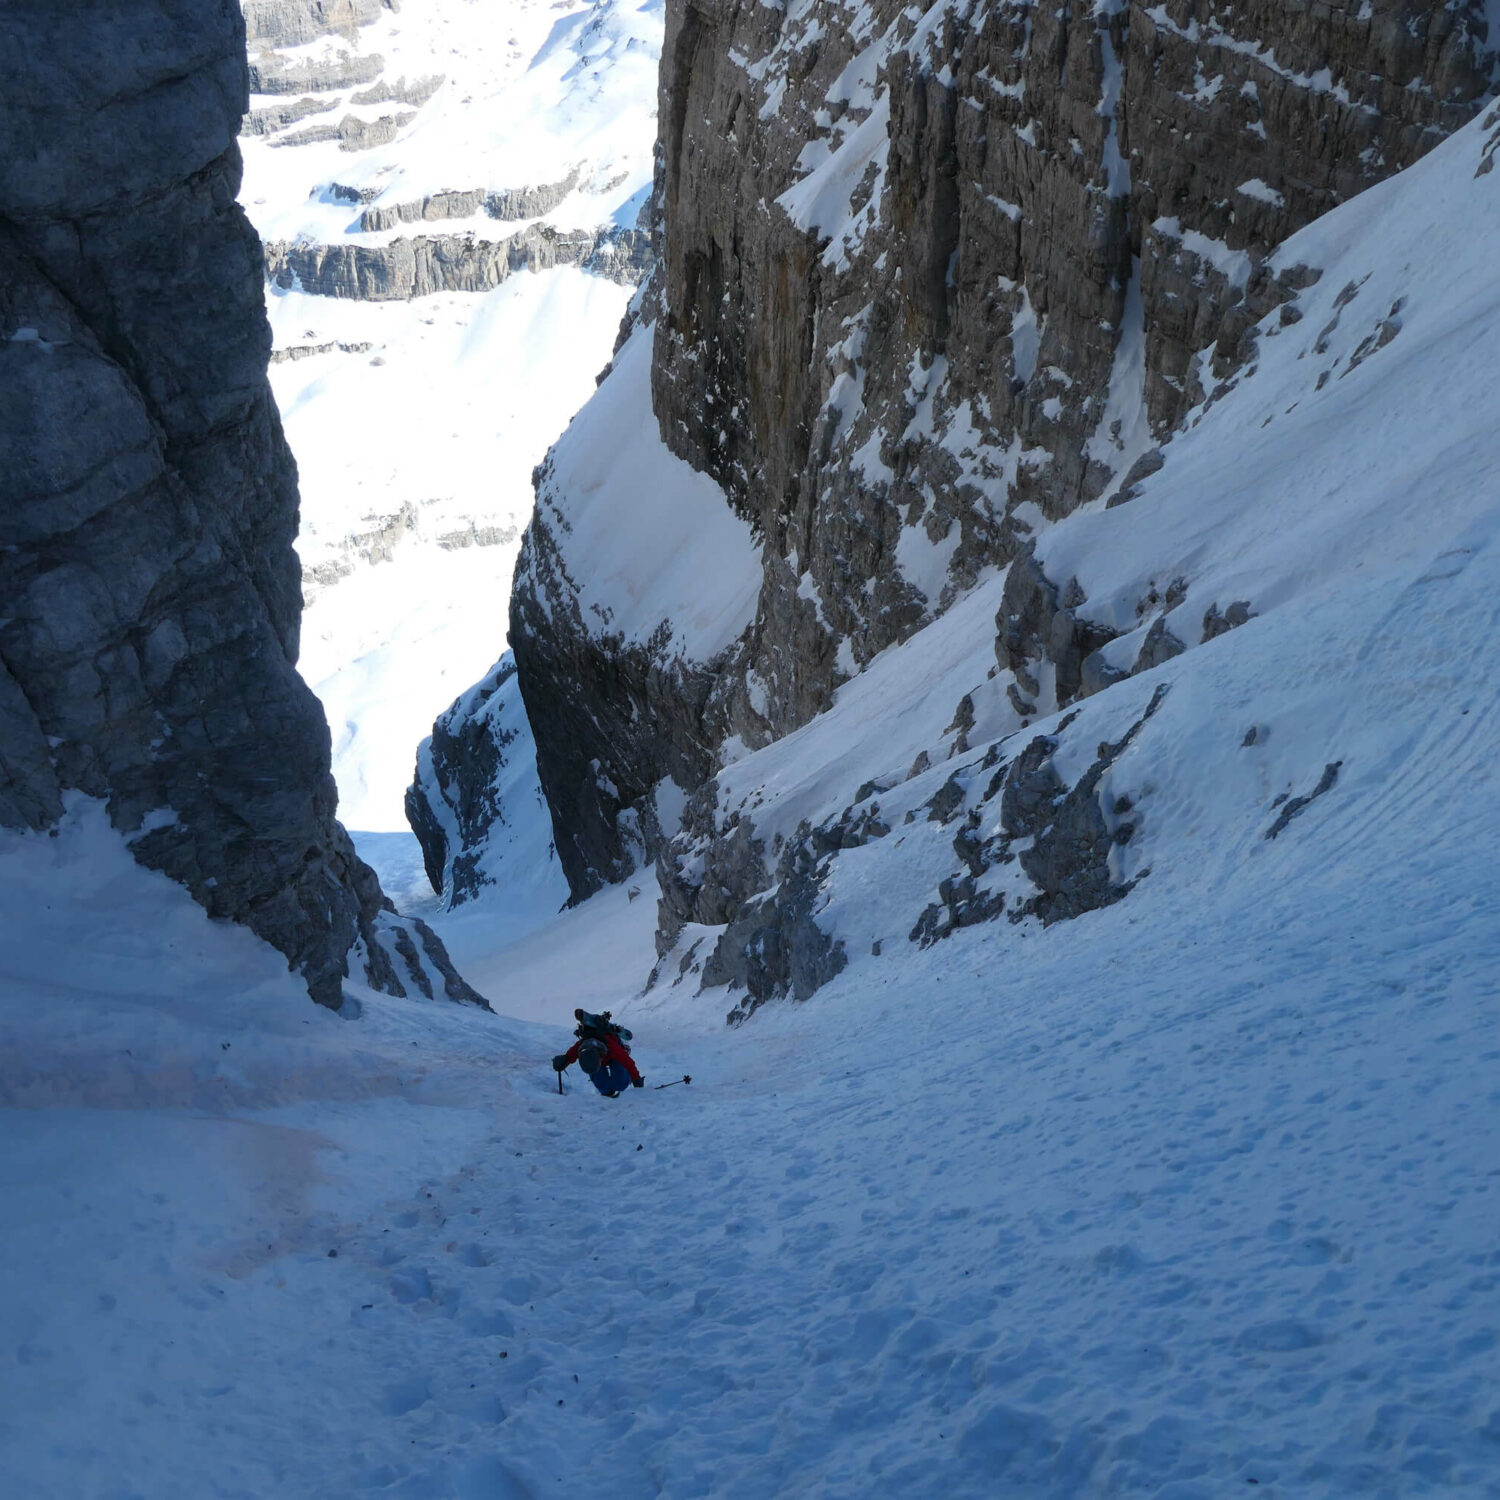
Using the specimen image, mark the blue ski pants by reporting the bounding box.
[590,1060,633,1097]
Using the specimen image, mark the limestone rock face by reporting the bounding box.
[243,0,396,51]
[247,49,386,94]
[651,0,1496,732]
[0,0,481,1010]
[407,658,526,906]
[265,224,652,299]
[357,172,583,231]
[484,0,1498,1009]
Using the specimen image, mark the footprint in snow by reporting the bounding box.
[380,1377,430,1416]
[1237,1319,1326,1353]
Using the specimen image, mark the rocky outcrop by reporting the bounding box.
[0,0,481,1011]
[299,501,516,604]
[350,74,445,109]
[647,681,1167,1022]
[248,49,385,95]
[301,501,418,600]
[269,337,374,363]
[406,660,524,905]
[996,546,1124,712]
[405,655,569,916]
[243,0,396,50]
[265,223,652,298]
[501,0,1496,906]
[358,172,583,231]
[700,832,849,1018]
[242,96,338,137]
[995,543,1264,718]
[270,109,415,151]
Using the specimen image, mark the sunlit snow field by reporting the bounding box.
[271,269,631,830]
[241,0,655,832]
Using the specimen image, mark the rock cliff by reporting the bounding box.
[0,0,481,1010]
[478,0,1497,1010]
[264,224,651,299]
[645,0,1495,722]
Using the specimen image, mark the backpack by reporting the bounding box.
[573,1007,632,1043]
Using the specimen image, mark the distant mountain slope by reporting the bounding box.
[235,0,663,835]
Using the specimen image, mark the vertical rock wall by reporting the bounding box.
[0,0,480,1009]
[502,0,1496,907]
[653,0,1496,728]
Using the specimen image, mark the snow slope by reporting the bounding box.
[529,319,763,658]
[278,269,631,831]
[239,0,662,245]
[4,606,1499,1496]
[5,44,1499,1500]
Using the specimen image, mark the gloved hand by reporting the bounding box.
[632,1076,645,1088]
[551,1055,569,1071]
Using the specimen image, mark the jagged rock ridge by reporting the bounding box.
[0,0,481,1011]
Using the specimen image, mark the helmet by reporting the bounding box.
[576,1037,608,1074]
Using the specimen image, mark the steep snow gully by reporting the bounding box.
[5,5,1500,1500]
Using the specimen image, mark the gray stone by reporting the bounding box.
[360,189,488,232]
[242,0,396,51]
[247,50,385,95]
[241,95,338,138]
[1080,652,1130,699]
[349,73,444,109]
[925,774,967,825]
[270,110,414,152]
[700,829,847,1016]
[1133,616,1188,674]
[995,546,1118,709]
[265,224,652,300]
[269,338,373,362]
[1265,761,1342,840]
[1202,600,1256,641]
[405,658,522,905]
[1106,449,1166,509]
[358,171,580,232]
[1006,686,1168,925]
[0,0,480,1010]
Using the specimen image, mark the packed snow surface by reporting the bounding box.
[4,645,1499,1495]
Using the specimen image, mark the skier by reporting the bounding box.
[553,1009,644,1096]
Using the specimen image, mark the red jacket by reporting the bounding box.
[562,1032,641,1083]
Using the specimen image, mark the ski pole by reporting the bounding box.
[654,1075,691,1090]
[556,1067,564,1095]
